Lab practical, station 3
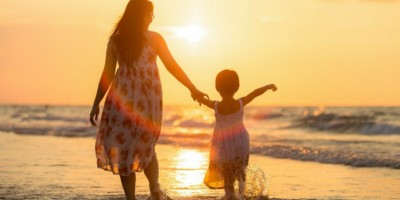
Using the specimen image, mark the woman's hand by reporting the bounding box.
[90,105,100,126]
[190,88,209,105]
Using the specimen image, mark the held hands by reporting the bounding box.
[89,105,100,126]
[190,88,209,105]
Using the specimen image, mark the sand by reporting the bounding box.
[1,132,399,200]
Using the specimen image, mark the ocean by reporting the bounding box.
[1,105,399,169]
[0,105,400,199]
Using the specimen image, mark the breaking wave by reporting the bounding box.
[290,113,400,135]
[251,144,400,169]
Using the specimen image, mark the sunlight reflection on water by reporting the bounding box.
[163,148,212,197]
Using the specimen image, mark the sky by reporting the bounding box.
[0,0,399,106]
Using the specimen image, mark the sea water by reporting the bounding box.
[0,105,400,199]
[1,105,399,169]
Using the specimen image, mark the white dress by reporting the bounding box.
[204,99,250,189]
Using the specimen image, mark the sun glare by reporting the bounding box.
[173,149,208,196]
[174,24,206,43]
[175,149,207,169]
[159,146,210,196]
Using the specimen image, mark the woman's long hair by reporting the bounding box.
[110,0,153,66]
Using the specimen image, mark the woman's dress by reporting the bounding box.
[95,34,162,176]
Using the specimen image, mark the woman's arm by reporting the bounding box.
[153,32,207,101]
[90,38,118,126]
[241,84,277,106]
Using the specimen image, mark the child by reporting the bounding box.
[198,69,277,199]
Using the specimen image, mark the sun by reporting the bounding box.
[174,24,206,43]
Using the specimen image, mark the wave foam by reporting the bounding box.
[0,125,96,137]
[291,113,400,134]
[251,144,400,169]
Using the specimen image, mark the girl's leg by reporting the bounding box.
[120,173,136,200]
[144,154,161,198]
[224,170,235,200]
[238,167,246,198]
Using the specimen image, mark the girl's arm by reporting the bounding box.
[154,32,208,101]
[197,96,214,109]
[90,38,118,126]
[241,84,277,106]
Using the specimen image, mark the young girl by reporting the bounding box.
[198,69,277,199]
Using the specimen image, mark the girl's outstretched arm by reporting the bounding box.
[242,84,277,106]
[154,32,208,102]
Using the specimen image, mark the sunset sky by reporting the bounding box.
[0,0,399,106]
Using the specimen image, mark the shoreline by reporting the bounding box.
[1,132,400,199]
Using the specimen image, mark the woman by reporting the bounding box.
[89,0,206,199]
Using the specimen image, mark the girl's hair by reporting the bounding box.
[110,0,153,66]
[216,69,240,94]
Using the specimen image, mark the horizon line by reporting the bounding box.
[0,102,399,107]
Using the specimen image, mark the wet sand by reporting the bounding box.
[0,132,399,200]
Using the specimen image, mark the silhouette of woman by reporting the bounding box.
[89,1,207,199]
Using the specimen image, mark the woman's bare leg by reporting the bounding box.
[144,155,160,198]
[120,173,136,200]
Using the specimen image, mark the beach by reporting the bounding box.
[2,0,400,198]
[1,132,399,200]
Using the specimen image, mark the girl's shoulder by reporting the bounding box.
[215,98,244,107]
[214,99,243,115]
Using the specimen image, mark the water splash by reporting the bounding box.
[146,185,172,200]
[244,165,269,199]
[230,165,269,200]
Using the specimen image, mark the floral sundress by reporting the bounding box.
[95,32,162,176]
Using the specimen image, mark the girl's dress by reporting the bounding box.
[95,32,163,176]
[204,99,250,189]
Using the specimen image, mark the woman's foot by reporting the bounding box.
[146,188,171,200]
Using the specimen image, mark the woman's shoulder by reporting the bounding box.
[148,31,164,42]
[108,34,118,42]
[107,36,118,54]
